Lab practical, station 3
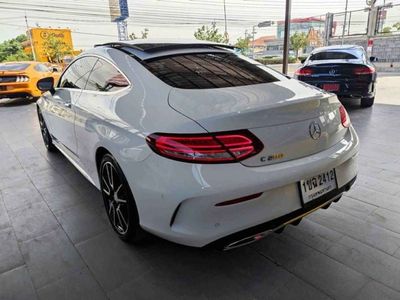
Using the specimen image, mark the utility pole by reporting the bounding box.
[366,0,378,57]
[324,13,334,46]
[223,0,228,41]
[341,0,349,45]
[282,0,292,74]
[24,12,36,61]
[117,20,128,41]
[251,25,257,59]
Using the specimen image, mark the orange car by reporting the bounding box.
[0,61,60,101]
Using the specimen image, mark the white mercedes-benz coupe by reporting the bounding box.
[36,40,359,250]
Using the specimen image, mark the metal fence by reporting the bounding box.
[376,3,400,35]
[330,9,369,37]
[326,4,400,63]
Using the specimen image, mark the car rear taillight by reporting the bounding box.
[339,105,350,128]
[294,67,313,76]
[353,66,375,75]
[146,130,263,163]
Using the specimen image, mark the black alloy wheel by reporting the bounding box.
[100,154,144,242]
[37,107,56,152]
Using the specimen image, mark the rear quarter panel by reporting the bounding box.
[73,48,208,189]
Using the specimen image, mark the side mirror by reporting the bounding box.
[300,58,306,64]
[370,56,378,62]
[52,67,58,73]
[37,77,55,94]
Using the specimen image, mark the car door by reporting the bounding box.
[74,57,131,179]
[45,56,98,157]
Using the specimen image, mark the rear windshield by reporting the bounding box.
[309,51,360,61]
[0,63,30,71]
[141,53,279,89]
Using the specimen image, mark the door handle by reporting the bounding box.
[64,102,71,108]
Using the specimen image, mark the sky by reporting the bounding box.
[0,0,393,49]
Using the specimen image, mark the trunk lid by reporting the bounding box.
[305,59,366,79]
[168,79,346,167]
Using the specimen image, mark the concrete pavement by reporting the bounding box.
[0,84,400,299]
[375,74,400,105]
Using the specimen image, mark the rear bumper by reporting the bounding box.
[302,80,375,98]
[0,92,33,99]
[127,126,359,248]
[208,175,356,250]
[0,83,40,98]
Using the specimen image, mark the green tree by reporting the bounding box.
[3,52,32,62]
[235,36,250,55]
[194,22,228,43]
[0,34,30,62]
[393,22,400,31]
[15,34,28,43]
[382,26,392,34]
[290,32,309,59]
[129,28,149,40]
[42,35,72,63]
[235,36,250,51]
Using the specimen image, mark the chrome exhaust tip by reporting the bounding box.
[223,196,342,251]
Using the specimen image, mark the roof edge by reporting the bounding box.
[95,41,235,53]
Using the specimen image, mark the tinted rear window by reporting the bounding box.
[0,63,30,71]
[142,53,278,89]
[309,51,360,61]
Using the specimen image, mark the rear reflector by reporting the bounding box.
[339,105,350,128]
[146,130,263,163]
[353,66,375,75]
[215,192,263,207]
[294,67,313,76]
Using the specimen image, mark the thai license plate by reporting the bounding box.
[322,83,340,92]
[300,169,337,203]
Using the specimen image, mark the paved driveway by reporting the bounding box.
[1,80,400,299]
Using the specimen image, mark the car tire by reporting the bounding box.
[37,107,57,152]
[100,154,145,243]
[361,96,374,108]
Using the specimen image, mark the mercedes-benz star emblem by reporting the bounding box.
[309,121,322,140]
[329,69,336,75]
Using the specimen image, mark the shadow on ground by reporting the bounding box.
[0,98,35,107]
[1,101,400,299]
